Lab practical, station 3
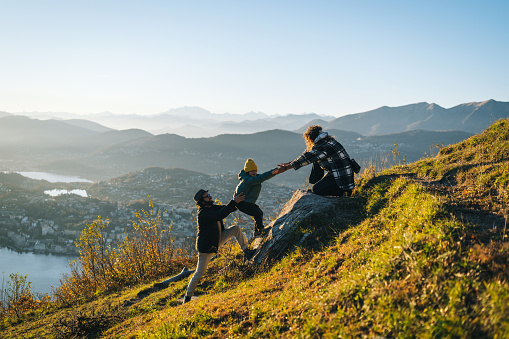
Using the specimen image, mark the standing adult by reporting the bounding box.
[280,125,355,197]
[183,189,255,304]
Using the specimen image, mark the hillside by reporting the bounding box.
[2,119,508,338]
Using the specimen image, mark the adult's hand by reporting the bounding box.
[233,193,245,204]
[278,162,292,171]
[272,165,287,175]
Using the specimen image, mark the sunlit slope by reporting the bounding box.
[103,119,508,338]
[4,119,508,338]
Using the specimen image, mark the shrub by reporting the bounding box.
[0,273,49,322]
[55,198,192,304]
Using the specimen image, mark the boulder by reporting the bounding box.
[250,190,361,265]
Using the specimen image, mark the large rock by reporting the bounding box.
[250,190,361,265]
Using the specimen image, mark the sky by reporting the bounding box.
[1,0,508,117]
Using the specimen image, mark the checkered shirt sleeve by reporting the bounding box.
[291,139,355,190]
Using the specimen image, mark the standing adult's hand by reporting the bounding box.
[233,193,245,204]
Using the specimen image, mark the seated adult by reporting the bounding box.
[280,125,355,197]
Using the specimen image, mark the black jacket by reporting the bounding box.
[196,200,238,253]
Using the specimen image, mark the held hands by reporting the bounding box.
[278,162,292,172]
[272,163,292,175]
[272,167,284,175]
[233,193,245,204]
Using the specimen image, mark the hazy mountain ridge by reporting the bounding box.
[7,99,507,138]
[61,119,115,133]
[13,108,333,137]
[1,125,470,188]
[2,99,504,185]
[0,116,98,143]
[149,112,334,137]
[158,106,270,122]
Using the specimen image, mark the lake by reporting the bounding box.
[44,189,88,198]
[0,247,75,296]
[16,171,92,183]
[0,172,86,296]
[7,171,91,197]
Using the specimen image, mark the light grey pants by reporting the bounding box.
[185,225,247,297]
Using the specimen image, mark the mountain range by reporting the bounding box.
[321,99,509,135]
[1,99,507,186]
[8,99,507,137]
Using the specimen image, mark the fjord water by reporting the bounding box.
[0,247,75,295]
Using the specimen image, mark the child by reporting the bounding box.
[234,158,284,237]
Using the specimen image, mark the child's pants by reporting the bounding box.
[185,225,247,297]
[236,201,264,232]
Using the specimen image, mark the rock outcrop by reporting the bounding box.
[250,190,361,265]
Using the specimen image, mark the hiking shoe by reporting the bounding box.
[182,295,192,305]
[243,248,256,260]
[254,228,270,238]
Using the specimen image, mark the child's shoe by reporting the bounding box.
[254,228,270,238]
[243,248,256,260]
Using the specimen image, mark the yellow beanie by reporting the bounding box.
[244,158,258,172]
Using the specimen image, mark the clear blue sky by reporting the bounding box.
[1,0,508,117]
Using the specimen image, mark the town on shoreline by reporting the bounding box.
[0,169,293,256]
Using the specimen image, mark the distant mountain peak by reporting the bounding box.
[459,99,497,108]
[477,99,496,106]
[324,99,509,135]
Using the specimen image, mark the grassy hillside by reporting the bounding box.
[2,120,508,338]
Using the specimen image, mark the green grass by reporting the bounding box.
[3,119,509,338]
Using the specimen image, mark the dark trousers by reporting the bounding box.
[309,162,345,197]
[236,201,264,231]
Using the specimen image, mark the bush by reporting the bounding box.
[55,198,192,304]
[0,273,49,322]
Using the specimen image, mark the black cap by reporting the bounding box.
[194,189,208,203]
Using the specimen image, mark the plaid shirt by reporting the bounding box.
[290,138,355,190]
